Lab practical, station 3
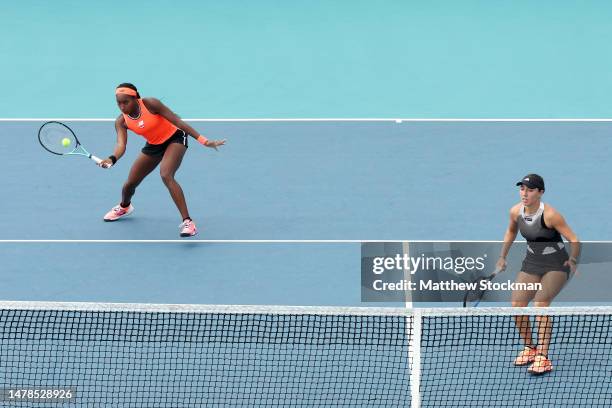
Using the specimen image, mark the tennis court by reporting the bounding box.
[3,0,612,405]
[1,119,611,406]
[1,302,610,407]
[2,120,611,239]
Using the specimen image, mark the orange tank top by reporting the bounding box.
[123,99,178,144]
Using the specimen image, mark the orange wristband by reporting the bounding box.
[197,135,208,145]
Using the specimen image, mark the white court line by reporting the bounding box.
[2,118,612,122]
[0,239,386,243]
[0,239,524,243]
[403,241,421,407]
[0,240,607,243]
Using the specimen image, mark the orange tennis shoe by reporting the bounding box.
[514,346,538,366]
[528,354,553,375]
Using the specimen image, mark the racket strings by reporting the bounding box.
[39,124,78,155]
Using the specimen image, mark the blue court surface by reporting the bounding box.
[2,120,611,240]
[4,2,612,119]
[2,120,612,306]
[1,120,611,408]
[3,2,612,406]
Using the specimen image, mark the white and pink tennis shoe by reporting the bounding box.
[103,204,134,222]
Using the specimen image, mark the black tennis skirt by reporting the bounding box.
[141,129,188,157]
[521,242,571,276]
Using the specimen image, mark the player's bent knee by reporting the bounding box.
[160,172,175,186]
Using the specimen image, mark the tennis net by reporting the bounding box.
[0,302,610,407]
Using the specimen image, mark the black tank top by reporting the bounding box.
[518,202,566,258]
[517,202,562,242]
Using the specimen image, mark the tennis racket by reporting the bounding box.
[38,121,102,165]
[463,266,503,307]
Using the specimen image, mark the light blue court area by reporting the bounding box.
[0,305,412,408]
[419,311,612,408]
[3,2,612,118]
[0,242,363,306]
[1,120,611,240]
[1,302,609,407]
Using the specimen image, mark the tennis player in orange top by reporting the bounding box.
[99,83,225,237]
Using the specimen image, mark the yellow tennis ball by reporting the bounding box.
[61,138,71,147]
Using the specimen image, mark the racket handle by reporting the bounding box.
[90,155,103,164]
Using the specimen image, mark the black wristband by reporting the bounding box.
[109,155,117,165]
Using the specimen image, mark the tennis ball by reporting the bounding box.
[61,138,71,147]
